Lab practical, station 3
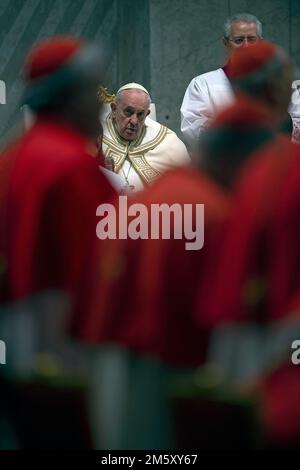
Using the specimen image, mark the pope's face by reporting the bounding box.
[111,90,150,141]
[224,21,260,54]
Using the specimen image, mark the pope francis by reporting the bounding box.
[101,83,190,191]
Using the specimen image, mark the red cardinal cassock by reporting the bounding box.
[197,40,296,327]
[198,135,295,327]
[0,37,116,315]
[258,139,300,447]
[72,165,230,367]
[195,41,300,447]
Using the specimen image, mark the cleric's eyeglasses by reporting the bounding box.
[228,36,260,45]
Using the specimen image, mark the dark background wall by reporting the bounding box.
[0,0,299,139]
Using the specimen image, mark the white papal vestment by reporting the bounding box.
[102,113,190,191]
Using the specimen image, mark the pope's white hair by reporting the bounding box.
[223,13,262,39]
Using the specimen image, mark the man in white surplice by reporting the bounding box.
[180,13,263,146]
